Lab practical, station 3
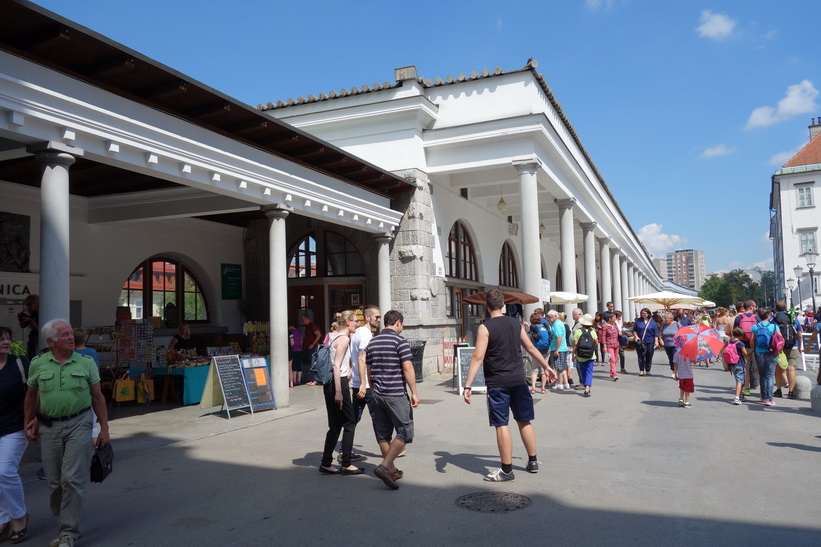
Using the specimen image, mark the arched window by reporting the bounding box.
[498,242,518,288]
[289,235,317,278]
[446,221,478,281]
[119,257,209,324]
[325,232,364,276]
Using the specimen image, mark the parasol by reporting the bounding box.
[673,323,724,362]
[463,290,540,306]
[548,291,589,305]
[627,291,705,309]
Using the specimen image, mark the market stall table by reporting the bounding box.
[153,365,210,405]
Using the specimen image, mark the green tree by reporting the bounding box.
[700,275,731,307]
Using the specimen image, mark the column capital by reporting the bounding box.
[512,156,541,174]
[26,141,84,158]
[374,234,393,244]
[262,205,291,221]
[580,221,597,232]
[598,236,611,246]
[555,197,576,210]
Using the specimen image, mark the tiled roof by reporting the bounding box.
[783,130,821,168]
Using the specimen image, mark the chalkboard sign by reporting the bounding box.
[457,346,486,394]
[241,357,276,412]
[213,355,252,416]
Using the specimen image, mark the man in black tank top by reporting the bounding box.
[464,290,556,482]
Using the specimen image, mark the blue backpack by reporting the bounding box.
[754,322,774,351]
[309,344,334,385]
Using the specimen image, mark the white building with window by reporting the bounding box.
[771,118,821,312]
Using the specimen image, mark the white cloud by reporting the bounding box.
[749,257,774,270]
[696,10,737,40]
[746,80,819,128]
[637,223,687,257]
[700,144,735,158]
[769,144,803,166]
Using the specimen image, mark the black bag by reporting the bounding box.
[90,443,114,483]
[576,328,596,359]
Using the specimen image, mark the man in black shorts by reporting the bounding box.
[464,290,556,482]
[366,310,418,490]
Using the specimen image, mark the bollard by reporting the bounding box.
[811,385,821,413]
[793,376,812,399]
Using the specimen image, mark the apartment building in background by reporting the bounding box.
[666,249,706,291]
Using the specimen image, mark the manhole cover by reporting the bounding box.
[455,492,531,513]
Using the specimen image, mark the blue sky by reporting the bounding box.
[32,0,821,274]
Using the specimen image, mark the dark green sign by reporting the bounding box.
[221,264,242,300]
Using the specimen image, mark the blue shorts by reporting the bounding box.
[731,364,746,384]
[486,384,535,427]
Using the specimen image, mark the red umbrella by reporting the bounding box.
[673,323,724,362]
[463,290,540,306]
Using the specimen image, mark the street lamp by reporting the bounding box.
[787,277,795,307]
[804,250,818,315]
[794,265,804,310]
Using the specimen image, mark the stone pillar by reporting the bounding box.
[630,268,639,319]
[265,206,291,408]
[599,238,611,312]
[581,222,597,315]
[556,198,577,315]
[620,259,629,318]
[612,250,622,313]
[514,159,542,318]
[375,235,393,316]
[29,142,83,334]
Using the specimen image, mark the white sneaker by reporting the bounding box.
[553,384,564,390]
[733,397,742,405]
[563,384,570,390]
[485,468,515,482]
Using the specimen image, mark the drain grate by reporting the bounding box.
[455,492,531,513]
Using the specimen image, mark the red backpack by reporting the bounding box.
[737,313,758,343]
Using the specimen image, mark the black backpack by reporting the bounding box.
[576,327,596,359]
[309,344,334,385]
[774,311,797,350]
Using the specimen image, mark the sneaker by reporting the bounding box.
[764,400,775,406]
[739,395,748,402]
[683,402,691,408]
[743,389,751,396]
[733,397,742,405]
[485,468,515,482]
[526,460,540,473]
[583,391,591,398]
[613,376,619,382]
[678,398,685,407]
[553,384,564,390]
[788,391,797,400]
[774,389,783,398]
[563,384,570,390]
[53,535,74,547]
[670,373,676,379]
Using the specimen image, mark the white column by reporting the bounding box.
[599,238,612,311]
[556,198,577,315]
[265,206,291,408]
[631,268,639,319]
[612,250,622,313]
[30,142,82,334]
[620,259,629,317]
[375,235,393,315]
[581,222,598,315]
[514,159,542,318]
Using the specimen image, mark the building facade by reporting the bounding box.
[771,119,821,312]
[665,249,706,291]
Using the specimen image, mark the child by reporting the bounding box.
[673,352,695,408]
[529,313,551,393]
[724,327,749,405]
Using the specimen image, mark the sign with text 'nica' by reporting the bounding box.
[221,264,242,300]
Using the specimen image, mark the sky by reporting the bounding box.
[30,0,821,274]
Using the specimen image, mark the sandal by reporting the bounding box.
[530,388,536,393]
[391,469,404,480]
[10,514,28,544]
[0,522,8,541]
[540,388,546,394]
[318,466,340,475]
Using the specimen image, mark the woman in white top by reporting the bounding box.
[319,310,363,476]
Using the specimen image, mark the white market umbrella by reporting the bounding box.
[548,291,589,305]
[627,290,704,309]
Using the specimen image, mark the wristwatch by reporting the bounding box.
[464,386,472,390]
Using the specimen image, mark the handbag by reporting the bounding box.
[776,351,789,370]
[90,443,114,483]
[113,373,135,402]
[634,320,650,352]
[136,373,154,404]
[618,334,629,347]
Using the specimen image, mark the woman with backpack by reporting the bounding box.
[318,310,364,475]
[572,314,598,397]
[749,308,778,406]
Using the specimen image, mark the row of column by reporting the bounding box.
[32,142,393,410]
[514,158,655,320]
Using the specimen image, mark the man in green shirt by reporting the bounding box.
[24,319,109,547]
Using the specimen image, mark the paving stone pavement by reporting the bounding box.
[17,352,821,546]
